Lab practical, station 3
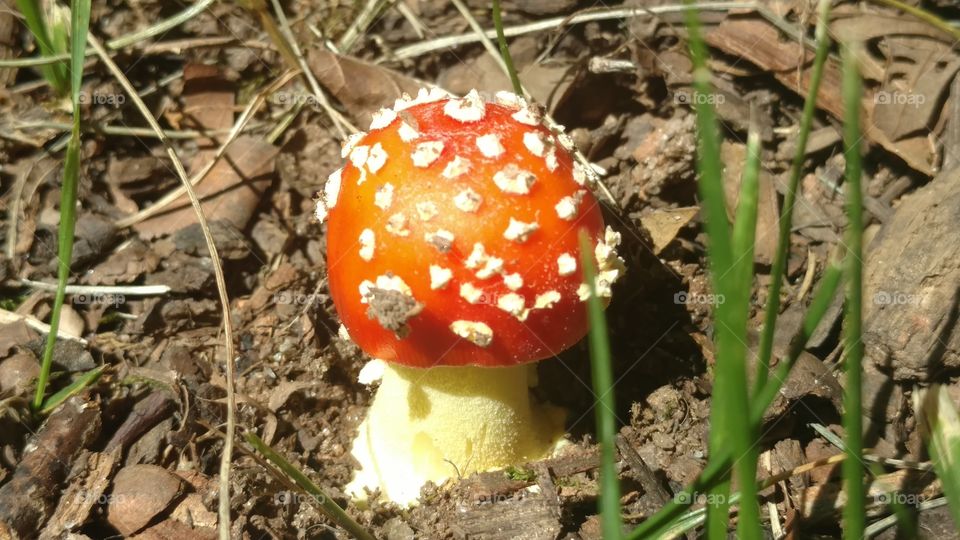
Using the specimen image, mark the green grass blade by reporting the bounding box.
[729,124,763,540]
[14,0,68,94]
[752,258,843,415]
[39,365,103,415]
[491,0,522,95]
[32,0,91,410]
[70,0,92,102]
[627,259,844,539]
[244,432,376,540]
[682,3,745,535]
[579,231,623,539]
[33,133,79,410]
[840,41,866,540]
[916,385,960,527]
[755,0,833,391]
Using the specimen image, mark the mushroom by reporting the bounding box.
[316,88,625,505]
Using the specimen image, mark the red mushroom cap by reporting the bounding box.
[319,89,618,368]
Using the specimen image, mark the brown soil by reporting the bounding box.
[1,1,958,539]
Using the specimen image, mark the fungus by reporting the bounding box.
[316,89,624,505]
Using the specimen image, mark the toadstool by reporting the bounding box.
[316,88,625,505]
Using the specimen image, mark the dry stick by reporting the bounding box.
[337,0,386,54]
[0,0,217,68]
[85,35,237,540]
[114,69,299,228]
[19,279,171,296]
[393,2,782,61]
[0,309,87,344]
[266,0,357,139]
[448,0,619,206]
[8,120,236,139]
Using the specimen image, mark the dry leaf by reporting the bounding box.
[640,207,699,254]
[181,64,235,145]
[307,48,425,126]
[133,136,278,239]
[705,15,946,175]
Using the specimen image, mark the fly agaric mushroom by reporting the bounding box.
[316,88,625,505]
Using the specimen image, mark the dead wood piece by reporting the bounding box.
[616,435,671,506]
[104,391,177,453]
[0,397,101,538]
[40,449,119,539]
[863,169,960,380]
[450,491,562,540]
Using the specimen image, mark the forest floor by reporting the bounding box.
[1,0,959,538]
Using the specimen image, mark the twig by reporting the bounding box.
[395,1,426,39]
[7,120,237,140]
[0,0,217,68]
[393,2,771,60]
[85,34,238,540]
[19,279,171,296]
[5,143,64,261]
[863,496,950,537]
[268,0,356,139]
[337,0,387,54]
[0,37,273,68]
[0,309,88,344]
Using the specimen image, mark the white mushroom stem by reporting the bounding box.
[346,362,566,506]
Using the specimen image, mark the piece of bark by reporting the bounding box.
[0,350,40,394]
[131,518,217,540]
[616,436,671,505]
[450,491,562,540]
[40,449,120,539]
[863,169,960,380]
[639,207,698,255]
[721,140,779,265]
[0,397,101,537]
[104,391,177,453]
